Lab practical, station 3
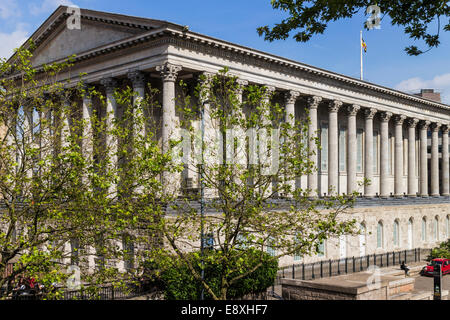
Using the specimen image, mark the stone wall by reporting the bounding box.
[279,203,450,267]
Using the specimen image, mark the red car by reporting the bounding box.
[421,258,450,276]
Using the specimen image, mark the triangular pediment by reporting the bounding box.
[9,6,170,66]
[31,20,143,66]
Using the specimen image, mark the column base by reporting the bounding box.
[420,194,429,198]
[407,194,417,198]
[442,193,450,197]
[364,195,375,199]
[394,194,404,198]
[431,194,440,198]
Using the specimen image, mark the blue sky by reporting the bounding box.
[1,0,450,104]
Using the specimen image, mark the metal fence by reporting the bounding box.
[273,248,431,286]
[2,281,154,301]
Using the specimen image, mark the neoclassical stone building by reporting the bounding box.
[4,6,450,266]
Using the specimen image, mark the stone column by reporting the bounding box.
[284,90,300,195]
[156,62,182,192]
[364,108,377,198]
[328,100,342,196]
[263,85,276,196]
[235,79,248,165]
[347,104,360,195]
[128,71,146,138]
[419,121,430,197]
[156,62,182,154]
[430,122,441,197]
[81,86,93,162]
[394,115,406,197]
[406,118,419,197]
[100,78,119,173]
[380,111,392,198]
[307,96,322,197]
[442,125,450,196]
[61,99,71,150]
[197,72,215,196]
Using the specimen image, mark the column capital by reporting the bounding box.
[347,104,360,116]
[236,79,249,87]
[307,96,322,109]
[156,62,182,82]
[285,90,300,105]
[406,118,419,128]
[393,114,406,125]
[419,120,431,130]
[263,85,276,98]
[380,111,393,122]
[328,100,343,113]
[235,79,248,95]
[100,78,118,95]
[442,124,450,134]
[128,70,146,88]
[81,84,94,101]
[364,108,377,120]
[430,122,442,132]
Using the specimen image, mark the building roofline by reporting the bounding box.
[4,6,450,111]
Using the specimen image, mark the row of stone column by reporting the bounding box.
[303,96,450,198]
[78,64,450,199]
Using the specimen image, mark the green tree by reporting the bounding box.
[140,69,359,300]
[0,44,171,299]
[258,0,450,55]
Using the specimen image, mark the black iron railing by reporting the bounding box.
[273,247,431,286]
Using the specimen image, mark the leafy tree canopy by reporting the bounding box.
[258,0,450,55]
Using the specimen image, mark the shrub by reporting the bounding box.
[154,249,278,300]
[427,239,450,260]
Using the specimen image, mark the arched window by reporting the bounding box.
[408,218,413,250]
[70,238,80,266]
[318,240,325,257]
[393,220,400,247]
[293,232,302,261]
[122,235,135,271]
[433,216,439,241]
[266,237,276,257]
[377,221,384,248]
[422,217,427,242]
[359,223,366,257]
[339,235,347,258]
[447,215,449,238]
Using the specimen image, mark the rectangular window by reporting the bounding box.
[356,129,363,173]
[373,131,379,174]
[339,126,346,172]
[320,123,328,172]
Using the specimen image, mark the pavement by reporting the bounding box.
[272,261,450,300]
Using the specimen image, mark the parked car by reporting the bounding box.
[421,258,450,276]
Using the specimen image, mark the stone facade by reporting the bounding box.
[3,6,450,270]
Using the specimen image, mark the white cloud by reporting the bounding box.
[395,73,450,104]
[29,0,75,16]
[0,24,29,59]
[0,0,20,19]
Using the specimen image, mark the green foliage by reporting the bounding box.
[259,1,450,55]
[427,239,450,260]
[157,249,278,300]
[0,42,171,299]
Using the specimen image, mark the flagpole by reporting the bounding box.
[360,30,363,80]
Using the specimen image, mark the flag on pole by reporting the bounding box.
[361,38,367,53]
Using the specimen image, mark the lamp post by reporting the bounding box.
[200,99,210,301]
